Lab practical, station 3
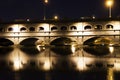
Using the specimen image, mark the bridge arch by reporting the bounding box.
[20,27,27,32]
[94,24,102,30]
[83,36,113,46]
[50,37,78,56]
[20,37,39,46]
[19,37,45,55]
[106,24,114,29]
[50,37,72,46]
[0,38,14,46]
[51,26,58,31]
[70,26,77,30]
[39,27,44,31]
[61,26,67,31]
[84,25,92,30]
[50,37,78,46]
[83,37,114,56]
[29,27,35,32]
[8,27,13,32]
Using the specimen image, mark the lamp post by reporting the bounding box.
[43,0,48,20]
[106,0,114,18]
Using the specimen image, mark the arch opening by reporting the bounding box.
[50,37,77,56]
[61,26,67,31]
[50,37,73,46]
[106,24,113,29]
[0,38,14,46]
[94,25,102,30]
[20,38,38,46]
[20,38,44,55]
[51,26,57,31]
[84,25,92,30]
[8,27,13,31]
[29,27,35,31]
[39,27,44,31]
[0,47,14,56]
[83,37,114,56]
[70,26,77,30]
[20,27,27,32]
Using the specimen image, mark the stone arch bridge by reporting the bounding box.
[0,18,120,46]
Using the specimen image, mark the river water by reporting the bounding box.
[0,45,120,80]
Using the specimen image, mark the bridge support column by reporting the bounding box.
[13,37,20,46]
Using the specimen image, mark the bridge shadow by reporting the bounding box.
[83,37,113,56]
[20,46,40,55]
[50,45,73,56]
[50,37,77,56]
[0,38,14,46]
[0,46,14,56]
[19,38,45,55]
[83,46,110,56]
[0,38,14,56]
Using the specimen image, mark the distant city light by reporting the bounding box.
[44,0,48,4]
[54,15,58,20]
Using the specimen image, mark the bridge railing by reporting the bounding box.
[0,30,120,37]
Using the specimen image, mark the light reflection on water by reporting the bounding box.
[0,45,120,80]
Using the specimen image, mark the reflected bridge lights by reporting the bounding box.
[8,53,28,71]
[39,57,51,71]
[71,57,95,71]
[36,40,46,52]
[76,57,84,71]
[36,45,45,52]
[109,46,114,54]
[10,59,27,71]
[13,60,23,71]
[70,42,80,54]
[43,60,51,71]
[71,44,76,53]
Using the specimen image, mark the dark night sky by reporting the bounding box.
[0,0,120,21]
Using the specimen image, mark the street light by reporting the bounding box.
[43,0,48,20]
[105,0,114,18]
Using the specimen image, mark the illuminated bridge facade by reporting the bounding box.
[0,19,120,46]
[1,19,120,71]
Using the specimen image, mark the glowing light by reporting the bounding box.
[54,15,58,20]
[76,57,84,71]
[94,37,113,45]
[71,57,84,71]
[109,46,114,53]
[107,68,114,80]
[71,57,95,71]
[106,0,113,7]
[36,45,45,51]
[114,63,120,71]
[44,0,48,4]
[8,48,29,71]
[71,45,76,53]
[36,40,45,46]
[13,59,23,71]
[43,60,51,71]
[105,0,114,18]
